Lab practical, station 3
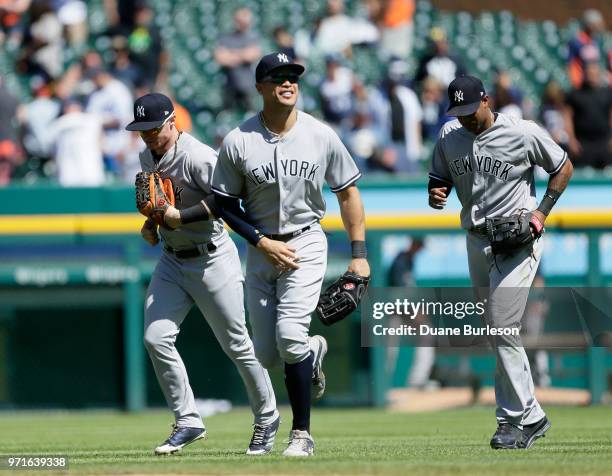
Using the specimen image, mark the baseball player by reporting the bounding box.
[125,93,280,456]
[428,75,573,449]
[211,52,370,456]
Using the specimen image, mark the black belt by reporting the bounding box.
[469,225,488,236]
[265,225,312,242]
[164,242,217,259]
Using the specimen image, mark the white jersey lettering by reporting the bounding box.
[429,113,567,229]
[213,111,361,234]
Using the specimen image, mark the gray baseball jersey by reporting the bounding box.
[429,113,568,229]
[211,111,359,371]
[140,131,278,429]
[212,111,361,234]
[139,132,226,248]
[429,112,566,428]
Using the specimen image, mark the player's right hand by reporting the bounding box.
[141,218,160,246]
[428,187,448,210]
[256,237,300,271]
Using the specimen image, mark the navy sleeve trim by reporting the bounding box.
[211,186,240,199]
[547,152,568,176]
[428,173,453,185]
[330,172,362,193]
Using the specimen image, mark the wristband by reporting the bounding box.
[351,240,367,259]
[179,201,210,224]
[537,188,561,216]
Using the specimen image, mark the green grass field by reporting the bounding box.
[1,406,610,475]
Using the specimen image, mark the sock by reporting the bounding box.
[284,354,313,432]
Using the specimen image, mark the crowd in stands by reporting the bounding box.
[0,0,610,186]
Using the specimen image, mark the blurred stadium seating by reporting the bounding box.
[1,0,610,164]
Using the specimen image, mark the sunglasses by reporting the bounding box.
[139,114,174,137]
[263,74,300,84]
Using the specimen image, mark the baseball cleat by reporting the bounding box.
[246,415,281,455]
[490,423,523,449]
[154,425,206,455]
[520,416,551,449]
[310,335,328,401]
[282,429,315,457]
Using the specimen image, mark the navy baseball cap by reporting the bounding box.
[125,93,174,131]
[255,52,305,83]
[446,75,486,116]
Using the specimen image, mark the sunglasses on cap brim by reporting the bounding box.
[139,113,175,136]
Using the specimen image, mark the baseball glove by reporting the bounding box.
[316,271,370,326]
[486,212,544,255]
[135,171,175,226]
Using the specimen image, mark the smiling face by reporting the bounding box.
[256,67,300,109]
[456,96,492,135]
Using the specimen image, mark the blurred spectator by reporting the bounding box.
[319,54,363,133]
[0,75,24,185]
[21,75,61,163]
[119,131,143,183]
[346,108,377,171]
[315,0,354,56]
[127,2,168,89]
[368,59,423,173]
[491,69,524,119]
[110,35,140,89]
[103,0,140,35]
[524,270,551,388]
[214,7,261,112]
[389,237,424,287]
[294,16,321,61]
[272,26,297,61]
[539,80,569,151]
[387,237,437,389]
[564,62,611,169]
[48,97,105,186]
[17,0,63,79]
[373,0,415,61]
[415,27,466,88]
[0,0,31,48]
[567,9,607,89]
[419,76,449,142]
[85,66,133,175]
[56,0,88,48]
[315,0,378,57]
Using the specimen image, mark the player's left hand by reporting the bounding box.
[428,187,448,209]
[163,205,181,229]
[256,237,301,271]
[348,258,370,277]
[530,210,546,239]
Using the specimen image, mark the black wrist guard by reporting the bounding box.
[179,201,210,224]
[537,188,561,216]
[351,240,367,258]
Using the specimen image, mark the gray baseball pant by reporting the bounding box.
[245,224,327,368]
[144,235,278,428]
[467,232,546,428]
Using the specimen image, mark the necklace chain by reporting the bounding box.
[259,112,282,138]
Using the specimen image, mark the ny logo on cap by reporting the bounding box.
[136,105,145,117]
[277,53,289,63]
[454,90,464,102]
